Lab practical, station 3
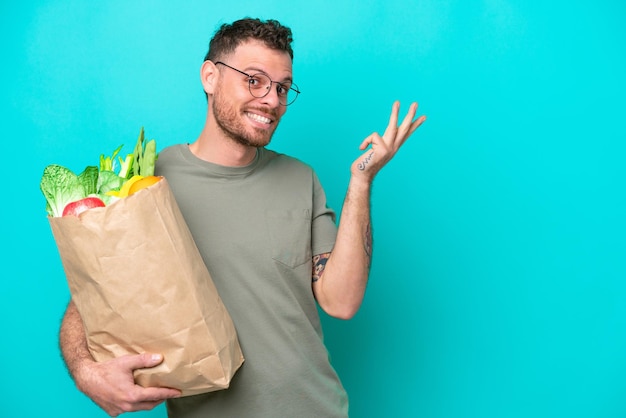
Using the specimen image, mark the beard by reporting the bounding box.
[212,86,281,148]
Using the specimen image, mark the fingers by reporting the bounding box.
[382,101,400,139]
[120,352,164,371]
[139,385,182,401]
[351,100,425,179]
[395,102,417,136]
[117,378,181,414]
[399,102,418,132]
[395,102,426,146]
[112,378,182,415]
[408,115,427,137]
[131,400,165,413]
[387,101,401,129]
[118,352,182,397]
[358,133,379,150]
[111,387,180,416]
[79,352,182,416]
[382,101,425,146]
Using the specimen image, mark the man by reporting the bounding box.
[59,17,426,417]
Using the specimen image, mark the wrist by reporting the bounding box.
[348,174,373,194]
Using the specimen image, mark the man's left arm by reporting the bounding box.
[312,101,426,319]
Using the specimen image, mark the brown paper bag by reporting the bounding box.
[49,177,244,396]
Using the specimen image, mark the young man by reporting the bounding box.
[59,18,425,417]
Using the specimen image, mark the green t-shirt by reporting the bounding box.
[155,144,349,418]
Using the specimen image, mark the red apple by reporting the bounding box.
[62,197,106,217]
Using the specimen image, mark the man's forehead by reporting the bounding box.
[229,39,293,71]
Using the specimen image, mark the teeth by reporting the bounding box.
[246,112,271,124]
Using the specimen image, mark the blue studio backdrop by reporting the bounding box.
[2,1,625,417]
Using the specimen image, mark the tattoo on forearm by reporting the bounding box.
[357,151,375,171]
[312,253,330,283]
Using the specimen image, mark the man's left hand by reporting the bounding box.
[351,101,426,181]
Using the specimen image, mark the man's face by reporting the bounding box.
[211,40,292,148]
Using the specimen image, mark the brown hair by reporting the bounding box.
[204,17,294,62]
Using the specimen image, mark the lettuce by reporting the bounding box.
[97,170,125,194]
[40,127,158,216]
[40,164,87,217]
[78,165,99,196]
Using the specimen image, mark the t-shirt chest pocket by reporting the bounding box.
[265,209,312,268]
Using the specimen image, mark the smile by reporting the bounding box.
[245,112,272,125]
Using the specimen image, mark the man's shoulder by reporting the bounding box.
[154,144,188,176]
[158,143,185,160]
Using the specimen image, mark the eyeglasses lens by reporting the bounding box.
[247,74,298,106]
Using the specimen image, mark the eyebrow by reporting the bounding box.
[244,66,293,83]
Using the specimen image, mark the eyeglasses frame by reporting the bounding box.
[214,61,300,106]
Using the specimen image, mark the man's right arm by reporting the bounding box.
[60,301,181,417]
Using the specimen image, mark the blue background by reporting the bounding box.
[2,1,625,417]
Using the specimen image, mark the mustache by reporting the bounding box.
[245,106,280,120]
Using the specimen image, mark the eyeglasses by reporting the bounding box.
[215,61,300,106]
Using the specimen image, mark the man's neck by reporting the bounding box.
[189,127,258,167]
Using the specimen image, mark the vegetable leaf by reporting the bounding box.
[40,164,86,217]
[118,154,133,178]
[129,127,158,177]
[78,165,99,196]
[100,144,124,172]
[141,139,157,176]
[131,128,144,178]
[40,127,157,216]
[97,170,125,194]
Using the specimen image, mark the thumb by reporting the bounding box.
[358,133,378,151]
[119,353,164,371]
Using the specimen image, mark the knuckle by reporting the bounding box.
[115,389,140,412]
[125,390,141,404]
[120,403,134,413]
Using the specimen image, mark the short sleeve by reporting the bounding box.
[311,171,337,256]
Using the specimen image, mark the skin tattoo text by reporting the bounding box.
[357,151,375,171]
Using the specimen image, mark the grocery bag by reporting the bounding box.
[49,177,244,396]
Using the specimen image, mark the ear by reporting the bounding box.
[200,60,218,95]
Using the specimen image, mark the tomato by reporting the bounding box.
[62,197,106,217]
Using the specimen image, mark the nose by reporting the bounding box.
[260,82,281,108]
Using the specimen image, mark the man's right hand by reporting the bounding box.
[60,301,182,416]
[75,352,181,417]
